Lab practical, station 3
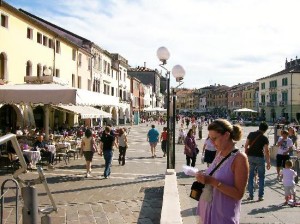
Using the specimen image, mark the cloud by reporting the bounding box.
[6,0,300,88]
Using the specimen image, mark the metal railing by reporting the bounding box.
[0,134,57,224]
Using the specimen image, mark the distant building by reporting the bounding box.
[257,58,300,123]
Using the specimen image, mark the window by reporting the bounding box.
[37,64,42,77]
[107,63,110,75]
[55,40,61,53]
[269,80,277,88]
[55,69,60,78]
[282,92,288,102]
[261,95,265,103]
[104,60,107,73]
[270,93,277,102]
[72,49,76,61]
[26,61,32,76]
[1,14,8,28]
[98,56,101,70]
[261,82,265,90]
[88,57,91,70]
[78,76,81,88]
[27,28,33,39]
[78,53,82,67]
[72,74,75,87]
[282,78,288,86]
[104,84,107,94]
[37,32,42,44]
[111,87,114,96]
[48,39,53,48]
[43,35,48,46]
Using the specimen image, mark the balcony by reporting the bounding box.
[259,102,265,107]
[267,102,277,107]
[279,101,288,106]
[269,87,277,92]
[24,76,68,85]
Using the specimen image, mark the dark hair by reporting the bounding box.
[187,128,193,137]
[163,127,167,131]
[151,125,155,128]
[208,119,242,141]
[105,126,111,133]
[285,160,293,168]
[119,128,124,135]
[85,129,92,138]
[259,122,268,132]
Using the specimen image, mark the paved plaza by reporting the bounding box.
[1,123,300,224]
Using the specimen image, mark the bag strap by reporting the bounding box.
[249,132,262,148]
[208,149,238,176]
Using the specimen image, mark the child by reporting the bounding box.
[280,160,297,206]
[160,127,167,157]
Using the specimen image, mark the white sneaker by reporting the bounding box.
[86,173,91,178]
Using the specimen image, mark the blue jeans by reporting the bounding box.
[248,156,266,198]
[103,150,113,178]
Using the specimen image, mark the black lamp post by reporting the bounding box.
[157,47,185,169]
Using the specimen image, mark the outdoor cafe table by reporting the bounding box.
[56,142,72,150]
[23,149,41,166]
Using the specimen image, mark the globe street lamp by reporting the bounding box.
[157,46,185,169]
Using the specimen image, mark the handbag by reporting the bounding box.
[190,149,238,201]
[90,138,97,153]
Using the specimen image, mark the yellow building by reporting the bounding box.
[0,2,122,133]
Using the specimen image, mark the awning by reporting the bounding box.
[144,107,167,112]
[0,84,119,106]
[53,105,111,119]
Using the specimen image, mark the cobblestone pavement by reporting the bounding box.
[1,123,167,224]
[2,123,300,224]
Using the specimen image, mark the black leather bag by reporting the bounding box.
[189,149,239,201]
[190,181,205,201]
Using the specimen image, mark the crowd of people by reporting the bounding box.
[176,116,300,224]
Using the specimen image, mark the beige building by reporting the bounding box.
[257,58,300,122]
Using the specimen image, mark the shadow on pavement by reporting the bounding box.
[248,204,286,215]
[37,174,165,197]
[138,186,163,224]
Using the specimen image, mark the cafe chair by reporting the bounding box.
[55,146,69,165]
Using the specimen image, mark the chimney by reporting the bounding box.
[144,62,146,68]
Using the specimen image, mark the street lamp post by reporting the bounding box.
[157,47,185,169]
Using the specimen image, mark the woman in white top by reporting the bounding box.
[81,129,96,177]
[116,128,128,166]
[276,129,294,180]
[202,136,217,167]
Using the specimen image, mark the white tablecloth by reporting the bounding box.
[56,142,71,150]
[23,150,41,165]
[47,145,56,153]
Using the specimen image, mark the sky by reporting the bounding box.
[5,0,300,88]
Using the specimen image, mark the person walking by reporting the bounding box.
[288,126,298,156]
[147,124,159,158]
[244,122,271,201]
[116,128,128,166]
[280,160,297,206]
[202,136,217,167]
[80,129,96,177]
[276,129,294,181]
[99,126,116,179]
[184,128,197,167]
[196,119,249,224]
[160,127,168,157]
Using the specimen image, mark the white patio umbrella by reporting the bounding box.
[233,108,258,113]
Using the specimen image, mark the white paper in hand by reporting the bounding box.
[182,165,199,176]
